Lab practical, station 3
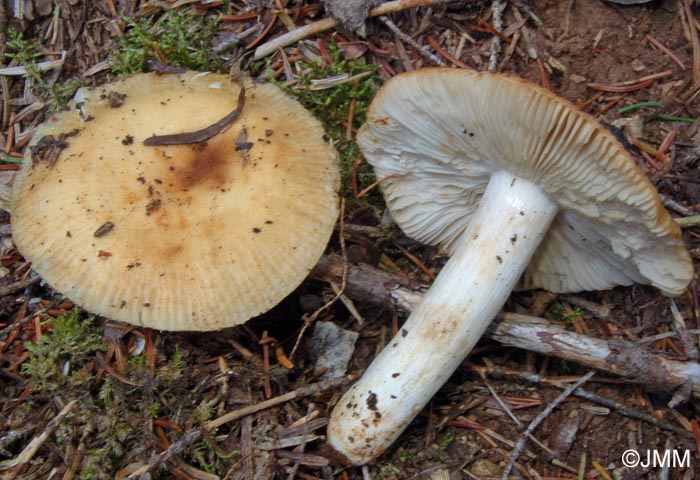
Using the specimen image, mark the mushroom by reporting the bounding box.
[11,71,339,331]
[327,68,693,464]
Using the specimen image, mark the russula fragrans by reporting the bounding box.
[327,68,693,464]
[11,71,339,331]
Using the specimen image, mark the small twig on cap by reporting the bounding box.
[143,81,246,146]
[500,370,596,480]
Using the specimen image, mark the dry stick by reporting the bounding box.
[254,0,458,60]
[378,16,444,66]
[310,254,700,397]
[483,378,523,429]
[660,193,696,217]
[669,298,700,360]
[125,376,348,479]
[1,400,77,476]
[510,0,548,34]
[0,275,41,298]
[488,0,503,72]
[675,215,700,228]
[490,312,700,398]
[240,416,254,480]
[285,405,315,480]
[474,364,693,438]
[500,370,596,480]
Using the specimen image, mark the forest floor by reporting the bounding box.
[0,1,699,479]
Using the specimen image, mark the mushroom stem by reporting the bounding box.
[327,169,559,465]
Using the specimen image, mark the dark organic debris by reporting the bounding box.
[30,129,79,167]
[143,81,246,146]
[93,221,115,238]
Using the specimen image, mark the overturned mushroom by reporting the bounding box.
[327,68,693,464]
[11,72,339,331]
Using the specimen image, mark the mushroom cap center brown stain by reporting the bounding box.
[172,135,237,192]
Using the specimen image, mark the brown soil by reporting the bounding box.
[1,1,699,479]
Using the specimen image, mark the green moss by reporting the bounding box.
[110,12,224,76]
[156,344,186,382]
[5,30,79,111]
[548,303,585,324]
[20,308,105,392]
[266,37,384,205]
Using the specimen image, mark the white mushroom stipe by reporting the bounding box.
[327,170,558,464]
[326,68,693,465]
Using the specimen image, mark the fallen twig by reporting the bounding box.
[675,215,700,227]
[500,370,596,480]
[0,400,77,476]
[473,364,694,438]
[669,298,699,360]
[0,55,65,76]
[378,15,443,66]
[254,0,459,60]
[125,376,349,479]
[0,275,41,298]
[488,1,504,72]
[311,254,700,398]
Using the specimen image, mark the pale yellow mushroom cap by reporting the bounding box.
[11,72,339,330]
